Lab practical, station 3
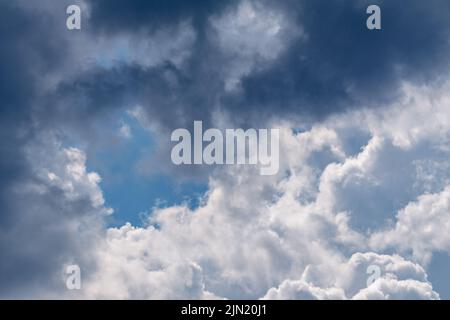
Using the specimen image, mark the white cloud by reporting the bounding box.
[364,82,450,150]
[25,136,112,215]
[209,0,303,91]
[371,187,450,264]
[263,252,438,300]
[262,280,346,300]
[80,80,450,299]
[9,75,450,298]
[352,278,438,300]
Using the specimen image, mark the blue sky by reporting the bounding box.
[85,112,208,226]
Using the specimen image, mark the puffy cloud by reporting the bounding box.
[79,103,444,299]
[79,123,350,298]
[78,78,450,299]
[353,278,438,300]
[371,187,450,264]
[338,253,435,299]
[364,82,450,150]
[83,223,215,299]
[263,252,438,300]
[209,0,303,91]
[0,134,110,298]
[262,280,345,300]
[4,76,450,299]
[25,136,112,216]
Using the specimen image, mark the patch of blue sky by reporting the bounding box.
[428,251,450,299]
[79,49,209,226]
[86,111,207,227]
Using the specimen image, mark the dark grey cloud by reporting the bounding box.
[51,0,450,131]
[41,0,450,180]
[89,0,237,33]
[235,0,450,117]
[0,1,104,297]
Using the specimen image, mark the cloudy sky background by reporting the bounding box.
[2,0,450,299]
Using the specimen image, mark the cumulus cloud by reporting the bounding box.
[75,77,450,299]
[209,0,303,91]
[371,187,450,265]
[353,278,438,300]
[262,280,346,300]
[25,138,112,215]
[0,134,110,298]
[264,252,438,300]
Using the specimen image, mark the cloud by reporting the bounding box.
[209,0,303,91]
[43,0,450,135]
[371,187,450,265]
[262,280,346,300]
[77,77,450,299]
[75,20,197,70]
[353,278,438,300]
[0,1,101,297]
[25,136,112,215]
[2,0,450,299]
[79,124,353,298]
[0,133,110,298]
[263,252,438,300]
[339,253,437,299]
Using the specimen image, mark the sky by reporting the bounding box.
[2,0,450,299]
